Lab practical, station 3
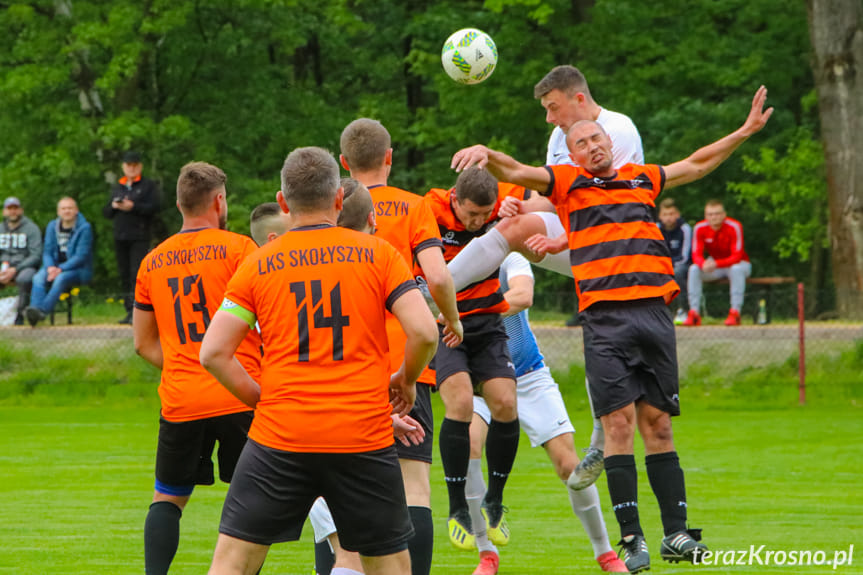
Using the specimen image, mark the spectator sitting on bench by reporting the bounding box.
[0,196,43,326]
[683,199,751,326]
[25,197,93,326]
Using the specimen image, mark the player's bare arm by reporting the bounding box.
[451,146,551,192]
[524,232,568,258]
[415,248,463,347]
[199,311,261,408]
[389,288,438,415]
[501,273,534,317]
[665,86,773,190]
[497,193,555,219]
[133,309,163,369]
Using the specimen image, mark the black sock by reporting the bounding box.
[408,506,434,575]
[604,454,643,538]
[314,540,334,575]
[484,418,520,505]
[646,451,688,536]
[439,418,471,517]
[144,501,182,575]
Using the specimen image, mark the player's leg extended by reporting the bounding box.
[479,376,519,545]
[467,401,500,574]
[448,213,565,291]
[543,435,625,572]
[438,372,477,549]
[208,534,269,575]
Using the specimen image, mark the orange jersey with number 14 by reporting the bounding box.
[221,224,416,453]
[134,227,262,422]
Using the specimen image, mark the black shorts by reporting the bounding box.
[433,313,516,388]
[396,382,434,463]
[154,410,253,496]
[580,298,680,418]
[219,440,413,556]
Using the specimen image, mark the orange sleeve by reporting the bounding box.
[383,243,418,311]
[134,253,153,309]
[545,164,579,205]
[411,199,443,258]
[222,253,258,319]
[645,164,666,200]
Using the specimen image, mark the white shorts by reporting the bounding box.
[532,212,573,278]
[308,497,336,544]
[473,366,575,447]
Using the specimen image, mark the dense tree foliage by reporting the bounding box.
[0,0,841,313]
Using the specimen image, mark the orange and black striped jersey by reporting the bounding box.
[220,224,416,454]
[368,185,442,384]
[543,163,678,311]
[134,228,262,422]
[422,183,528,317]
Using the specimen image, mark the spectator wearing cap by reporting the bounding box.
[25,197,94,326]
[0,197,43,325]
[103,150,160,324]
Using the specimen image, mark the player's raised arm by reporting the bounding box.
[664,86,773,190]
[452,145,551,192]
[389,288,439,415]
[200,309,261,408]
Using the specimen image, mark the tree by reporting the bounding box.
[807,0,863,317]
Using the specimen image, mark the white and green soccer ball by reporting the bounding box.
[441,28,498,85]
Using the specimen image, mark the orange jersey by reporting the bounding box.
[220,224,416,453]
[422,183,528,317]
[134,228,262,422]
[368,185,442,384]
[543,164,678,311]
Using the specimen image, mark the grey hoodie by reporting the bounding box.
[0,215,43,271]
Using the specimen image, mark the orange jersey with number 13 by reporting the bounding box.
[134,228,262,422]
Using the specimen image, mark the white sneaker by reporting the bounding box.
[673,308,688,325]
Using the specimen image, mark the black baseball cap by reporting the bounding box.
[122,151,142,163]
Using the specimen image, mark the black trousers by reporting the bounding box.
[115,239,150,313]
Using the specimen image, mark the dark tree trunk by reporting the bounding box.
[807,0,863,317]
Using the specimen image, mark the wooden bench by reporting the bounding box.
[707,276,796,323]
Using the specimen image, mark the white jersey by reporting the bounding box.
[545,107,644,168]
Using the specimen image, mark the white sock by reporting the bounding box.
[448,228,510,291]
[567,482,613,557]
[466,458,498,554]
[590,419,605,451]
[331,569,363,575]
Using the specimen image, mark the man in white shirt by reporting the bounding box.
[446,65,644,491]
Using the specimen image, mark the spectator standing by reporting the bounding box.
[25,197,93,325]
[683,200,751,326]
[0,196,42,325]
[103,150,160,324]
[656,198,692,324]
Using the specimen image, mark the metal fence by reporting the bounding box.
[2,287,862,390]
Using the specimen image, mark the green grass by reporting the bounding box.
[0,371,859,574]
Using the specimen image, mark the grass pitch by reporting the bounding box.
[0,386,859,574]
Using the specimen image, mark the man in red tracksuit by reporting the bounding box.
[682,200,751,326]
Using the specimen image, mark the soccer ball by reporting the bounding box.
[441,28,498,85]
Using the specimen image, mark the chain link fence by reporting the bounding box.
[2,286,862,392]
